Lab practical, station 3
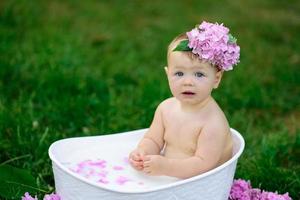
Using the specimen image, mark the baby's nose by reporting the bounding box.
[183,76,194,86]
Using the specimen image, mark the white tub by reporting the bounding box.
[49,128,245,200]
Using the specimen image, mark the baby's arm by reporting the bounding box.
[144,124,228,178]
[129,103,165,170]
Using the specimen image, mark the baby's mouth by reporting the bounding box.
[182,91,195,95]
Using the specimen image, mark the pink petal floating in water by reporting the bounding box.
[77,163,85,169]
[69,168,76,173]
[73,167,83,174]
[89,160,107,168]
[98,178,109,184]
[77,160,91,168]
[88,169,96,175]
[113,166,124,170]
[116,176,131,185]
[123,157,130,165]
[97,170,109,177]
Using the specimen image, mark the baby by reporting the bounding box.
[129,21,240,179]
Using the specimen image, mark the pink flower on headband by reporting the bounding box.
[174,21,240,71]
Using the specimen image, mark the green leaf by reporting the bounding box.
[173,40,192,51]
[228,33,237,43]
[0,165,38,199]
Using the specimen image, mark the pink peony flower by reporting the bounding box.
[22,192,38,200]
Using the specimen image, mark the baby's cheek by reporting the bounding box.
[170,84,180,95]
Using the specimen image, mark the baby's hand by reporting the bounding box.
[129,149,146,171]
[143,155,166,176]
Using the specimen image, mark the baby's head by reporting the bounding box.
[165,21,240,105]
[167,33,221,72]
[167,21,240,72]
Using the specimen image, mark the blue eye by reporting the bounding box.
[175,72,184,77]
[195,72,204,78]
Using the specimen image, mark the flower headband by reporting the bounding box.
[174,21,240,71]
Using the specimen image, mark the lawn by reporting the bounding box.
[0,0,299,199]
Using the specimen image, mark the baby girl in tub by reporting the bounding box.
[129,21,240,179]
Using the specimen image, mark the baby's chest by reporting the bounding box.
[163,121,202,148]
[162,109,204,151]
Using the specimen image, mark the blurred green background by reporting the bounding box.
[0,0,299,199]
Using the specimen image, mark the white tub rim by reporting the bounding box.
[49,128,245,194]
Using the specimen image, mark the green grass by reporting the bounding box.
[0,0,299,199]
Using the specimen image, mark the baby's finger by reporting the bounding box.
[137,165,144,170]
[137,154,145,161]
[133,164,143,170]
[139,151,146,157]
[129,152,136,159]
[143,161,150,167]
[130,158,141,164]
[143,156,151,161]
[129,159,139,167]
[132,154,142,161]
[130,161,144,170]
[143,166,151,174]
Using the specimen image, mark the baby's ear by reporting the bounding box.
[213,70,223,89]
[164,66,168,75]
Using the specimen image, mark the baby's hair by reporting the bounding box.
[167,33,198,60]
[167,33,220,71]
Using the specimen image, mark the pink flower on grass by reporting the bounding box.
[22,192,61,200]
[249,188,262,200]
[43,193,61,200]
[229,179,293,200]
[261,191,292,200]
[22,192,38,200]
[229,179,252,200]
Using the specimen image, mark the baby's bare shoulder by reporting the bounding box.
[203,107,230,137]
[158,97,177,111]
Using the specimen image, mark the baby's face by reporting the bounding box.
[166,49,222,106]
